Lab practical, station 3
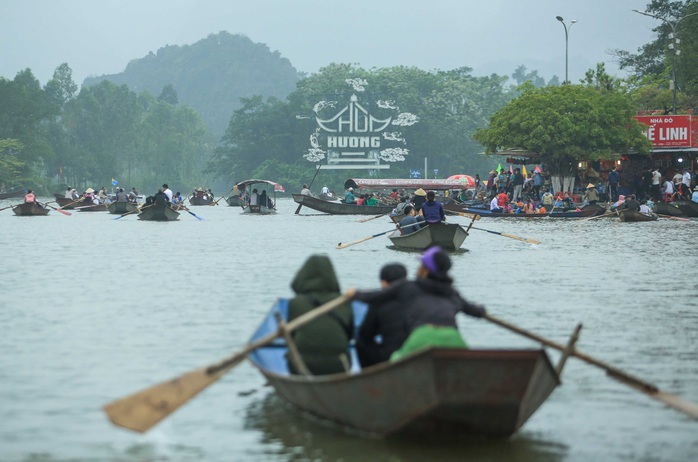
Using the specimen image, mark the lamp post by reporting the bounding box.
[555,16,578,84]
[633,9,698,115]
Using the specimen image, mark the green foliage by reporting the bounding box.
[0,139,25,186]
[473,82,652,175]
[212,64,516,185]
[616,0,698,113]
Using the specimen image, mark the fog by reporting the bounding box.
[1,0,659,86]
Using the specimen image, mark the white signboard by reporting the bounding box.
[302,79,418,170]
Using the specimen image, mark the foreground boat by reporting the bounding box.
[247,299,560,438]
[107,201,139,215]
[618,209,658,222]
[226,195,243,207]
[137,204,179,221]
[188,195,215,206]
[13,202,49,216]
[292,193,394,215]
[388,222,468,251]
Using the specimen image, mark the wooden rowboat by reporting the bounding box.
[137,204,179,221]
[292,193,394,215]
[107,201,139,215]
[0,187,24,200]
[673,200,698,218]
[618,209,658,222]
[226,195,243,207]
[247,299,560,438]
[388,222,468,251]
[654,202,685,217]
[13,202,50,216]
[188,195,214,206]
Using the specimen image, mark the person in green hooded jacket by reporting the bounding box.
[286,255,354,375]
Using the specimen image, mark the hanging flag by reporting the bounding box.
[522,165,528,177]
[497,163,503,173]
[535,165,542,173]
[112,178,118,186]
[509,164,513,173]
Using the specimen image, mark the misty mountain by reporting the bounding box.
[83,31,301,137]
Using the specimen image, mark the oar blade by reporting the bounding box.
[103,361,240,433]
[336,235,372,249]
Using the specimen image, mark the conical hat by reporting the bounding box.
[586,183,595,189]
[414,188,427,196]
[85,188,95,193]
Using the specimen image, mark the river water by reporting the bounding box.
[0,196,696,462]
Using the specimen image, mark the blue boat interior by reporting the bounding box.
[248,299,368,375]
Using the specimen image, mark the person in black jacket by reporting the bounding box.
[356,263,408,368]
[346,246,486,365]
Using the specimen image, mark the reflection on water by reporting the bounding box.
[244,392,568,462]
[0,197,697,462]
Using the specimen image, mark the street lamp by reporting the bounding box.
[633,9,698,115]
[556,16,578,84]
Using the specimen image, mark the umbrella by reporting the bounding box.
[446,174,476,189]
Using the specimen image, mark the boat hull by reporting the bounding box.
[13,202,49,216]
[248,300,559,438]
[107,201,138,215]
[618,209,658,222]
[654,202,685,216]
[389,222,468,251]
[0,188,24,200]
[137,205,180,221]
[188,196,214,206]
[76,203,108,212]
[293,194,394,215]
[674,201,698,217]
[226,195,243,206]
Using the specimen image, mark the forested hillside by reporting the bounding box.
[83,32,301,137]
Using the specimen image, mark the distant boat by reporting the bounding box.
[137,204,179,221]
[13,202,49,216]
[388,222,469,251]
[237,179,284,214]
[292,194,394,215]
[0,187,24,200]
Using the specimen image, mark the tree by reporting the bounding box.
[615,0,698,113]
[0,139,25,187]
[157,84,178,105]
[472,82,652,187]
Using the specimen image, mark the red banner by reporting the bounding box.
[635,115,693,148]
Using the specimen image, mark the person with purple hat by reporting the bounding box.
[345,246,485,365]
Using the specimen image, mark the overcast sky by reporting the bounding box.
[1,0,661,87]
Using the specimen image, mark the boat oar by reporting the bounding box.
[41,202,72,216]
[357,212,391,223]
[58,197,84,210]
[180,205,204,221]
[336,221,425,249]
[484,313,698,420]
[210,185,236,206]
[103,295,350,433]
[580,211,613,221]
[470,226,540,245]
[295,165,322,214]
[656,214,690,222]
[113,205,145,220]
[0,204,18,212]
[445,210,481,221]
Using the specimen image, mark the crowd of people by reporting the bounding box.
[284,247,486,374]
